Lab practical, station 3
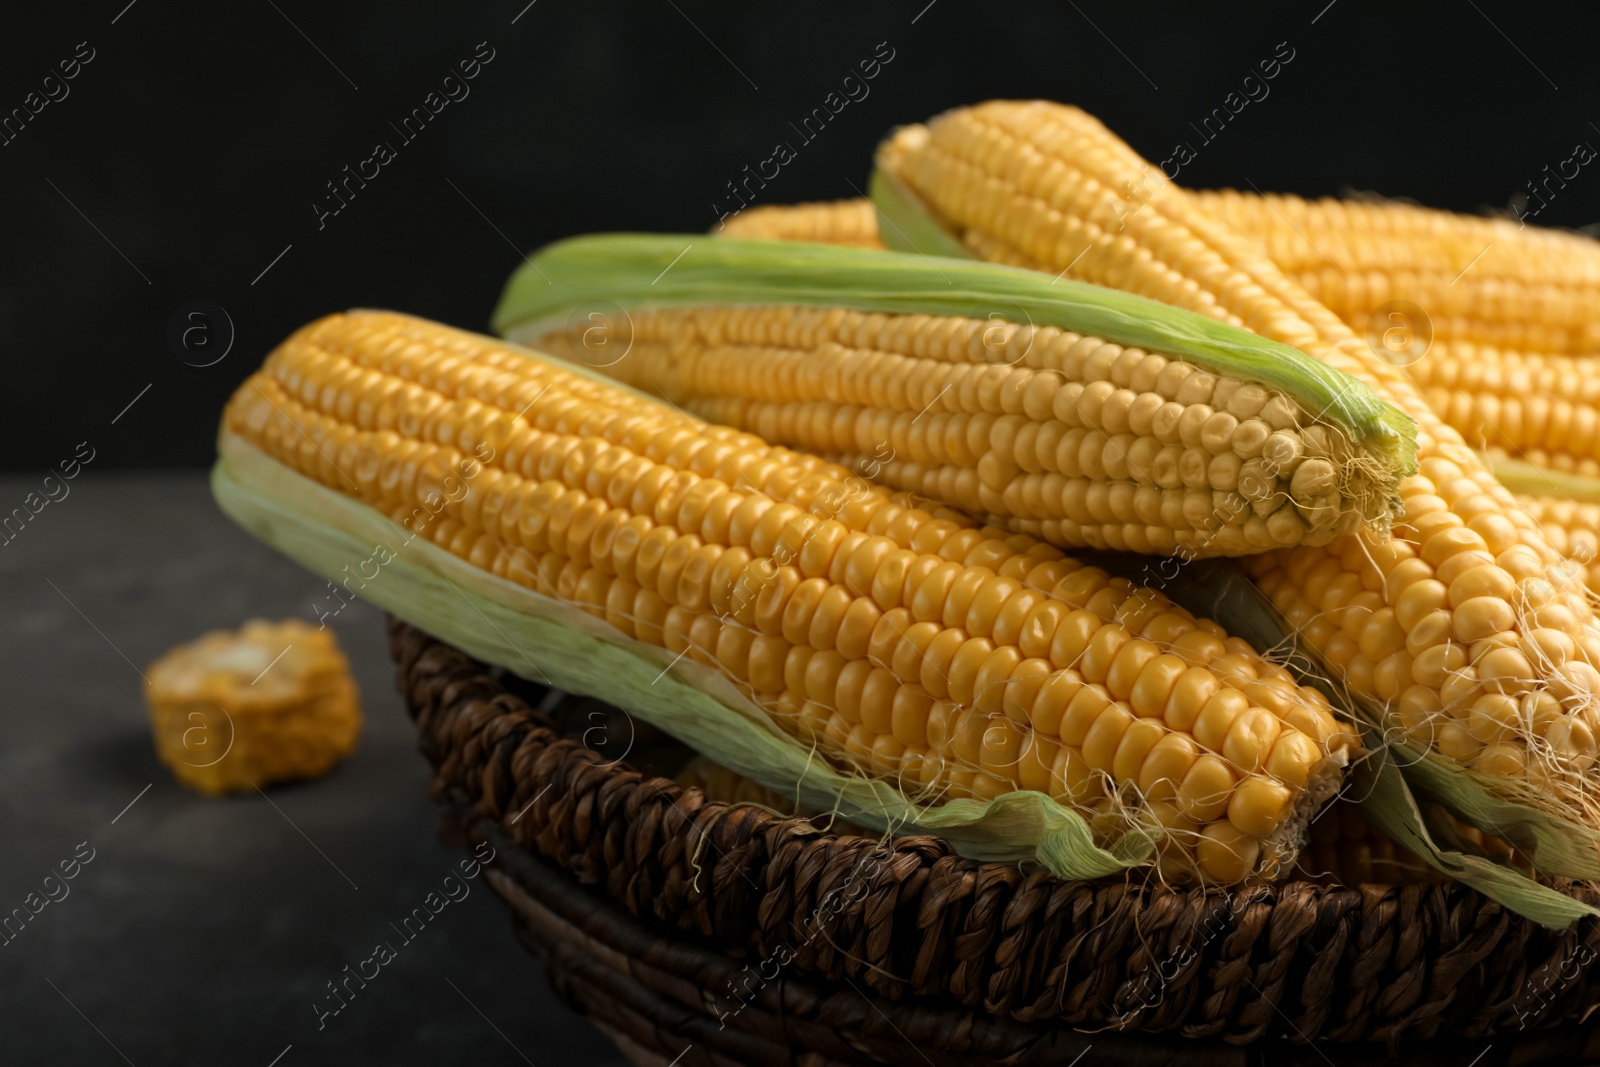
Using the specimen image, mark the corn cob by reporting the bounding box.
[543,306,1377,556]
[1406,346,1600,477]
[1190,188,1600,356]
[719,199,885,248]
[500,236,1415,560]
[145,619,361,794]
[220,310,1357,882]
[873,101,1600,827]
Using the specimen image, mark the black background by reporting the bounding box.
[4,0,1600,474]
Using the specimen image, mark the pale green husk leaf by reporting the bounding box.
[1351,737,1599,928]
[1493,454,1600,504]
[866,167,977,261]
[211,433,1149,879]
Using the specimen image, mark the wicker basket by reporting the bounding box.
[389,619,1600,1065]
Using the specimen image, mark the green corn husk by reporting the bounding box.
[1158,556,1600,923]
[866,166,976,262]
[491,233,1417,497]
[211,431,1150,880]
[1493,454,1600,504]
[1350,738,1597,928]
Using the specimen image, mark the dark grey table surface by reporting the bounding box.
[0,472,624,1066]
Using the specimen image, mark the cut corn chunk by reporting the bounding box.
[220,310,1358,881]
[145,619,361,794]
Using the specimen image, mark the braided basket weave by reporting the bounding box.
[389,618,1600,1065]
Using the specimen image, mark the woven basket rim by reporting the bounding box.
[458,812,1600,1066]
[388,618,1600,1048]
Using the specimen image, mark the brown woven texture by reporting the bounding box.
[389,618,1600,1060]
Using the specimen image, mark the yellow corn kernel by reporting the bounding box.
[1516,492,1600,596]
